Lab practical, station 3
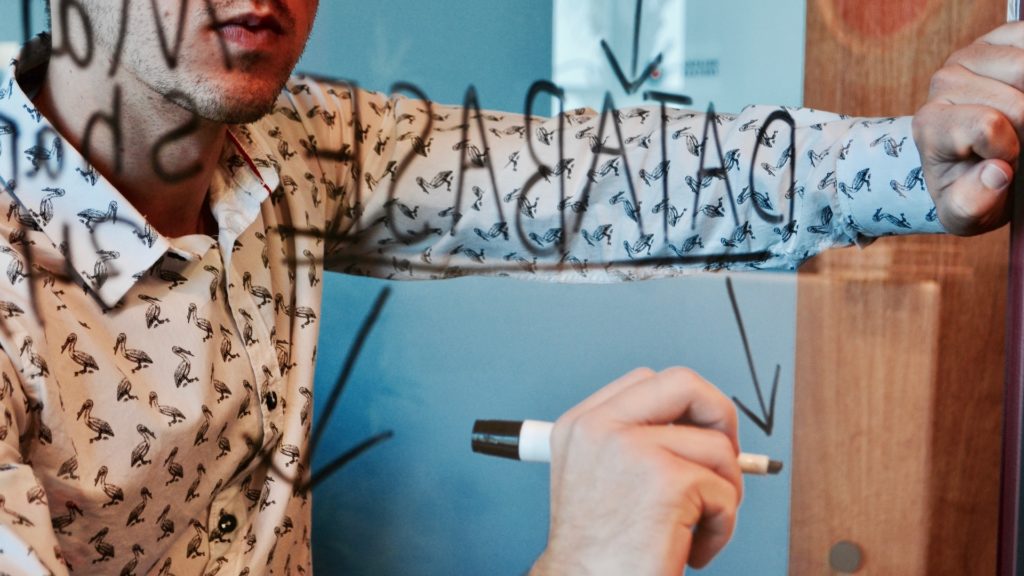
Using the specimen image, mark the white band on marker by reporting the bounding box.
[737,453,772,475]
[519,420,554,463]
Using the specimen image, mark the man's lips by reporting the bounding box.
[212,12,286,51]
[215,13,285,35]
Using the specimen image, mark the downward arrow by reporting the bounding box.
[600,0,664,95]
[725,277,779,436]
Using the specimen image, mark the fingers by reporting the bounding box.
[914,102,1019,163]
[558,367,656,421]
[929,60,1024,147]
[937,157,1013,234]
[589,367,740,452]
[548,366,742,571]
[630,424,744,505]
[554,366,740,475]
[977,21,1024,50]
[913,102,1016,234]
[929,67,1024,139]
[918,23,1024,236]
[944,43,1024,94]
[679,462,740,569]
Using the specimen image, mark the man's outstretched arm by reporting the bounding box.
[305,86,942,279]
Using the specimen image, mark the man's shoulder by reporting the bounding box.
[278,74,361,109]
[250,74,360,138]
[275,73,397,119]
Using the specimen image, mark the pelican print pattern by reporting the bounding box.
[0,38,940,575]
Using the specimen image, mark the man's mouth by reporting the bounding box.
[218,13,284,34]
[214,13,285,47]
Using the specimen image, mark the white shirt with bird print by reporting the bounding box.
[0,36,940,575]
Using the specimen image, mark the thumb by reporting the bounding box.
[938,158,1012,235]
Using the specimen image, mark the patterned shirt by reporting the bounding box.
[0,37,939,575]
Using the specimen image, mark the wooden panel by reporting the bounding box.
[792,277,940,574]
[804,0,996,116]
[793,0,1008,573]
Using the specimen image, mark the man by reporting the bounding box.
[0,1,1016,575]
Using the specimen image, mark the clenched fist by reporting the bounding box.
[914,22,1024,235]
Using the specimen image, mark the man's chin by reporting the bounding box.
[197,66,295,124]
[207,100,278,125]
[163,79,285,125]
[190,90,281,125]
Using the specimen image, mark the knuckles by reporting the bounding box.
[1008,24,1024,51]
[627,366,657,381]
[1005,96,1024,134]
[552,410,611,456]
[659,366,715,400]
[1009,54,1024,90]
[927,64,963,97]
[910,106,936,146]
[975,109,1012,149]
[660,365,702,384]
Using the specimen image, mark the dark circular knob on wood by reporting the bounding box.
[829,540,863,573]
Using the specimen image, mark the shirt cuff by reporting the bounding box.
[836,116,946,238]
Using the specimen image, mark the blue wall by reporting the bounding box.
[299,1,553,113]
[0,0,47,46]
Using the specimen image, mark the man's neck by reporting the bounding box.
[32,50,226,239]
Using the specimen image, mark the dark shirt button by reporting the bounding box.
[265,391,278,411]
[218,513,238,534]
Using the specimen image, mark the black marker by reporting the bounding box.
[472,419,783,475]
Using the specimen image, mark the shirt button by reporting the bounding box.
[265,391,278,411]
[218,513,238,534]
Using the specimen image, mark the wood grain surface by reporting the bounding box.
[792,0,1008,574]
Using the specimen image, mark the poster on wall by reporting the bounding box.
[552,0,687,109]
[0,43,18,68]
[553,0,806,113]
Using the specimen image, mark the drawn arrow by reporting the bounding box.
[304,287,395,492]
[600,0,664,95]
[725,276,780,436]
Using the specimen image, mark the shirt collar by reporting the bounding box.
[212,128,279,269]
[0,36,282,308]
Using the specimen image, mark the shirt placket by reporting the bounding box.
[202,250,283,558]
[203,135,285,560]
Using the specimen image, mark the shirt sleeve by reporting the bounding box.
[300,80,942,281]
[0,352,68,576]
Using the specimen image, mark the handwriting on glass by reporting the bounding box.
[3,0,798,484]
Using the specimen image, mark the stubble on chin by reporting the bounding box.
[186,89,281,125]
[160,68,291,125]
